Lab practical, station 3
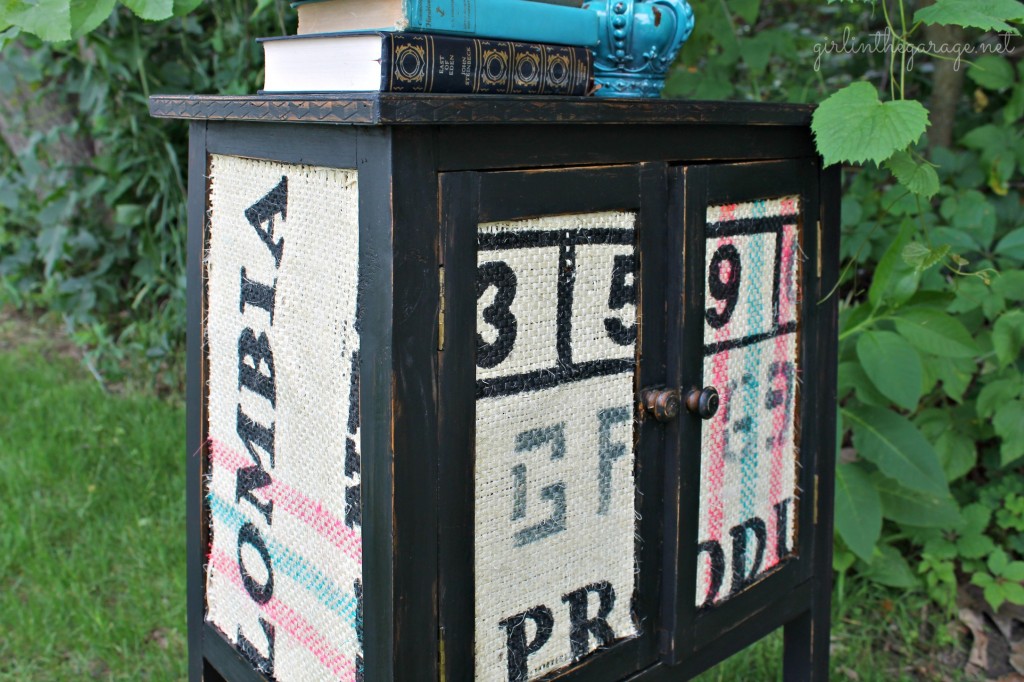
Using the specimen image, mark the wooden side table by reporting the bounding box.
[151,93,840,682]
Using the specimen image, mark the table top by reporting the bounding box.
[148,93,815,127]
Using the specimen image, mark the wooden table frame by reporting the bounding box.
[154,93,840,682]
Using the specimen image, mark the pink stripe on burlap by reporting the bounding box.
[209,549,357,682]
[704,235,738,544]
[209,438,361,563]
[765,223,798,566]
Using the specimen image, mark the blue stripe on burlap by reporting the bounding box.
[208,492,359,628]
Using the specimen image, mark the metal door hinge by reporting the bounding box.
[438,266,446,351]
[816,221,823,279]
[439,625,447,682]
[813,474,820,525]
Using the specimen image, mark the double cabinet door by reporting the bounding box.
[438,159,823,682]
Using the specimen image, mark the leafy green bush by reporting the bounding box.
[0,1,293,386]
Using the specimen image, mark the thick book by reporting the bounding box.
[260,32,593,95]
[290,0,599,47]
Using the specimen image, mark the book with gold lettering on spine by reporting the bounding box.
[260,32,593,96]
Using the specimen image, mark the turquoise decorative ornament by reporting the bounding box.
[583,0,695,98]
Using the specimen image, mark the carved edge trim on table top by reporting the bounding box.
[149,94,815,126]
[148,96,379,124]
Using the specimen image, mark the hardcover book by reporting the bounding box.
[291,0,599,47]
[260,32,593,95]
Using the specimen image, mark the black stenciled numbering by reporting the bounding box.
[476,260,518,368]
[604,254,637,346]
[705,243,742,329]
[475,226,637,398]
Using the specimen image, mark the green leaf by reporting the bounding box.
[989,548,1009,574]
[856,331,924,410]
[838,361,891,407]
[950,189,999,246]
[961,533,997,559]
[737,33,774,77]
[69,0,114,37]
[835,462,882,562]
[934,357,976,403]
[902,242,949,273]
[861,544,919,588]
[1003,581,1024,604]
[1003,561,1024,581]
[977,376,1023,418]
[727,0,761,23]
[994,401,1024,466]
[1005,84,1024,125]
[812,83,930,167]
[4,0,71,41]
[983,583,1006,610]
[870,222,921,308]
[893,308,980,358]
[962,502,993,533]
[121,0,173,20]
[846,406,949,497]
[172,0,202,14]
[873,473,963,528]
[936,430,977,481]
[995,227,1024,260]
[915,0,1024,35]
[993,271,1024,301]
[993,310,1024,367]
[968,55,1017,91]
[887,151,940,198]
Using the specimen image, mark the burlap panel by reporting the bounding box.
[474,212,639,681]
[205,155,363,681]
[696,197,803,607]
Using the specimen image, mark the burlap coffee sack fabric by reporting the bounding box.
[697,197,803,607]
[205,155,363,681]
[474,212,639,681]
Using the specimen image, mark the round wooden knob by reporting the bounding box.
[686,386,720,420]
[641,388,681,423]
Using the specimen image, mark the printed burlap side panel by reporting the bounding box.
[206,155,363,681]
[474,212,639,681]
[697,197,803,607]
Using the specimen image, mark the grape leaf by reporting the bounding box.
[887,150,940,198]
[812,82,930,167]
[70,0,115,38]
[4,0,71,41]
[121,0,173,21]
[915,0,1024,35]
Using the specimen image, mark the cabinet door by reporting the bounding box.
[663,159,825,663]
[438,165,670,682]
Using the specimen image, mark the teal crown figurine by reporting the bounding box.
[583,0,695,98]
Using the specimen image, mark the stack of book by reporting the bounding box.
[260,0,599,96]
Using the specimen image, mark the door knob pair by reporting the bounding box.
[641,386,719,422]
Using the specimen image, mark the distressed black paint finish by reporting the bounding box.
[165,94,839,682]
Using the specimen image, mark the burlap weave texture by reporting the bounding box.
[475,212,639,681]
[697,197,803,607]
[206,155,363,681]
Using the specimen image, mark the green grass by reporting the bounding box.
[0,341,968,681]
[0,348,187,681]
[695,580,968,681]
